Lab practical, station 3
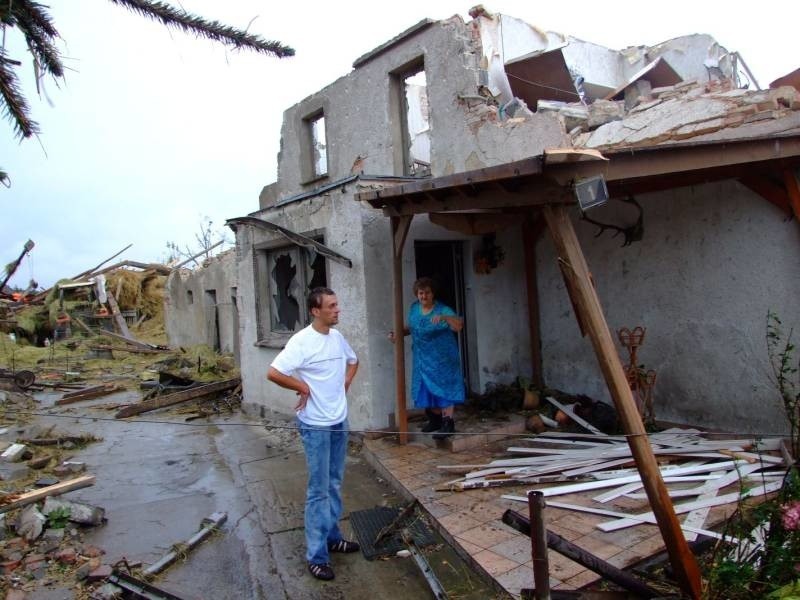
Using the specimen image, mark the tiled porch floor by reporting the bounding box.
[359,419,737,597]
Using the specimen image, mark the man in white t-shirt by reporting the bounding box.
[267,287,360,581]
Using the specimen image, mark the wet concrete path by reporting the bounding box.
[22,391,499,599]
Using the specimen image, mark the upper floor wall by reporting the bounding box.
[271,15,569,202]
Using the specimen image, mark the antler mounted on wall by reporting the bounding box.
[581,196,644,247]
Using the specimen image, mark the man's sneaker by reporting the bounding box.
[308,562,335,580]
[433,417,455,440]
[328,539,360,553]
[420,409,442,433]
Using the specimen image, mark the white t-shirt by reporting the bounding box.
[270,325,358,426]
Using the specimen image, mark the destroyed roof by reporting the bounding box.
[538,79,800,152]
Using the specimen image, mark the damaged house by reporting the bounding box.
[166,9,799,437]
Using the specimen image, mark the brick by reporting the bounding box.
[55,548,77,565]
[86,564,112,583]
[81,545,104,558]
[0,559,20,574]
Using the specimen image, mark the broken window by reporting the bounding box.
[305,112,328,180]
[186,290,193,305]
[257,243,328,340]
[403,69,430,176]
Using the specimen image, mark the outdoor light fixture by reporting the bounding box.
[573,175,609,212]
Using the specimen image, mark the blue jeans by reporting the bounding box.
[297,418,349,565]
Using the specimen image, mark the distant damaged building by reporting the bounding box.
[169,9,800,435]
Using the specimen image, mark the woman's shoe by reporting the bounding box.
[421,409,442,433]
[433,417,455,440]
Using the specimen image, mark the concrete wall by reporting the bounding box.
[537,180,800,434]
[272,16,568,200]
[164,250,239,356]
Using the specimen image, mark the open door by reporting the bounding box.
[413,240,470,391]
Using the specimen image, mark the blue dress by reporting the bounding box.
[408,300,465,408]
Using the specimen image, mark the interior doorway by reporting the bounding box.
[413,240,470,390]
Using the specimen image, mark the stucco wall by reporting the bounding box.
[233,188,374,427]
[273,16,568,199]
[359,207,532,425]
[164,250,238,354]
[537,180,800,434]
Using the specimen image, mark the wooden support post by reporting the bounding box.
[391,215,413,444]
[542,204,701,600]
[528,491,550,600]
[522,218,544,388]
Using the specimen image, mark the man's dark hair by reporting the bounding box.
[308,287,336,312]
[412,277,437,296]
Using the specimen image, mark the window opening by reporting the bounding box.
[404,70,430,176]
[261,242,328,340]
[309,114,327,178]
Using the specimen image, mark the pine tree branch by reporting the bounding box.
[0,50,38,138]
[107,0,295,58]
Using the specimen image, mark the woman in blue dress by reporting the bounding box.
[389,277,465,439]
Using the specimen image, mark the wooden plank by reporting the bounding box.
[56,384,123,406]
[115,378,240,418]
[503,461,742,498]
[0,475,95,513]
[598,480,783,533]
[99,329,156,350]
[544,501,735,543]
[543,204,701,600]
[105,289,132,339]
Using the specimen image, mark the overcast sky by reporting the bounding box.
[1,0,797,288]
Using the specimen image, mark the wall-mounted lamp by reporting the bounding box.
[573,175,609,212]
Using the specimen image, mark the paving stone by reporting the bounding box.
[0,463,32,481]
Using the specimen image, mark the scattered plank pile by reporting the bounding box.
[439,428,789,541]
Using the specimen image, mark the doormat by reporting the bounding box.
[349,505,437,560]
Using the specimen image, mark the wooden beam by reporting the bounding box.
[542,204,702,600]
[739,175,793,217]
[105,289,132,339]
[115,378,240,418]
[549,136,800,187]
[393,215,413,259]
[381,182,570,217]
[357,156,544,205]
[783,168,800,221]
[0,475,96,514]
[522,217,544,388]
[56,383,123,405]
[391,216,410,444]
[503,508,661,599]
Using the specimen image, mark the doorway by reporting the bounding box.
[413,241,469,390]
[204,289,220,352]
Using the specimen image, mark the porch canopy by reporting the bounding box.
[356,133,800,600]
